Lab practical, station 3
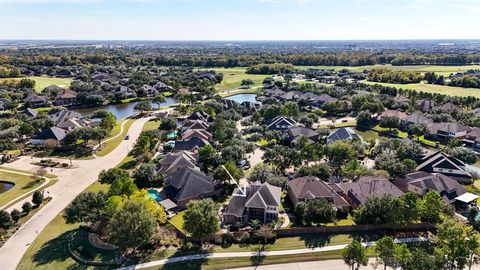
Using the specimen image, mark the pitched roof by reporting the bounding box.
[340,176,403,205]
[163,167,215,202]
[266,116,296,130]
[187,111,214,122]
[326,127,360,143]
[157,151,199,174]
[225,182,281,217]
[433,122,471,134]
[48,110,83,126]
[288,176,350,209]
[32,127,67,141]
[378,110,408,120]
[393,171,466,203]
[22,108,39,118]
[287,127,319,140]
[181,129,212,141]
[173,137,210,152]
[416,152,471,178]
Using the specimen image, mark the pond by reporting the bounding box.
[224,94,260,104]
[0,181,15,194]
[72,97,178,120]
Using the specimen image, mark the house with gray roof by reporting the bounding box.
[48,110,83,126]
[416,152,471,183]
[393,171,466,204]
[285,126,319,145]
[162,167,219,208]
[266,116,296,130]
[157,151,199,175]
[288,176,350,211]
[326,127,361,144]
[430,122,471,141]
[25,94,49,108]
[173,137,210,153]
[224,182,281,224]
[31,127,67,147]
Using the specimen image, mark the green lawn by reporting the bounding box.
[142,119,160,132]
[169,211,186,234]
[0,76,73,92]
[95,118,134,157]
[0,168,57,208]
[203,67,269,91]
[363,80,480,98]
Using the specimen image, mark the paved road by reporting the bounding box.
[116,237,431,270]
[0,116,152,270]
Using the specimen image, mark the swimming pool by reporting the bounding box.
[167,131,176,139]
[148,189,163,202]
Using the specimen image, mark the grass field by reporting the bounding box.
[142,118,160,132]
[0,76,73,92]
[296,64,480,77]
[0,168,57,208]
[95,118,135,157]
[204,67,269,91]
[363,80,480,98]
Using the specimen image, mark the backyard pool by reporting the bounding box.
[148,189,163,202]
[167,131,177,139]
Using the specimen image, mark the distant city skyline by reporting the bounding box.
[1,0,479,40]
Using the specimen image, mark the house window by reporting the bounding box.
[449,169,453,172]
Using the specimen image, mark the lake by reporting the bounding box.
[72,97,177,120]
[0,181,15,194]
[224,94,260,104]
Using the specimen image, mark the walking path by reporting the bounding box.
[0,116,153,270]
[116,237,430,270]
[93,117,131,152]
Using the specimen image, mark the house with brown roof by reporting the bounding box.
[157,151,199,174]
[401,113,433,129]
[377,110,408,121]
[439,102,462,113]
[463,128,480,149]
[430,122,471,140]
[416,99,437,112]
[393,171,466,204]
[224,182,282,224]
[288,176,350,212]
[181,129,212,142]
[340,176,404,208]
[284,127,319,145]
[54,90,77,106]
[25,94,49,108]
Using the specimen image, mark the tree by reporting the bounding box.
[152,94,166,107]
[295,198,336,226]
[64,192,107,224]
[419,191,445,223]
[213,161,243,183]
[375,236,395,270]
[353,194,398,225]
[108,175,138,197]
[98,168,130,184]
[357,110,373,128]
[379,116,400,129]
[254,224,275,245]
[109,200,156,252]
[0,210,12,229]
[100,112,117,131]
[325,140,356,169]
[199,144,218,171]
[133,163,161,188]
[183,199,219,244]
[446,147,478,165]
[342,240,368,270]
[241,79,254,87]
[341,160,367,180]
[22,202,32,214]
[263,145,301,172]
[134,100,152,114]
[159,117,177,131]
[282,102,300,118]
[9,209,20,224]
[32,190,44,206]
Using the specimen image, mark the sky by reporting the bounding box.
[0,0,479,40]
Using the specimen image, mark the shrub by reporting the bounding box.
[22,202,32,214]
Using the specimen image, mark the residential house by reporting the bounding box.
[463,128,480,149]
[266,116,296,130]
[416,152,472,183]
[340,176,404,208]
[288,176,350,212]
[91,72,113,82]
[471,108,480,116]
[264,88,286,98]
[377,110,408,121]
[173,137,210,153]
[57,118,90,131]
[20,108,39,118]
[416,99,437,112]
[279,91,302,102]
[54,90,77,106]
[31,127,67,147]
[241,101,262,115]
[181,120,210,131]
[48,110,83,126]
[45,84,66,92]
[430,122,471,140]
[154,81,174,92]
[439,102,462,113]
[401,113,433,129]
[284,126,319,145]
[157,151,199,174]
[25,94,49,108]
[162,167,219,208]
[393,171,466,204]
[224,182,281,224]
[221,99,238,110]
[326,127,361,144]
[181,129,212,142]
[187,111,214,123]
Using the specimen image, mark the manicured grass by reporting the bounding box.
[3,178,58,209]
[363,80,480,98]
[0,76,73,92]
[95,118,134,157]
[0,168,56,207]
[218,88,261,97]
[169,211,186,234]
[203,67,269,91]
[142,119,160,132]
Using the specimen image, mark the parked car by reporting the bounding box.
[125,135,130,140]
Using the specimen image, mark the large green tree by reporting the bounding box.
[342,240,368,270]
[183,199,219,244]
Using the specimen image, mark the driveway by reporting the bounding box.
[0,116,152,270]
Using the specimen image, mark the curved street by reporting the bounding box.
[0,116,152,270]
